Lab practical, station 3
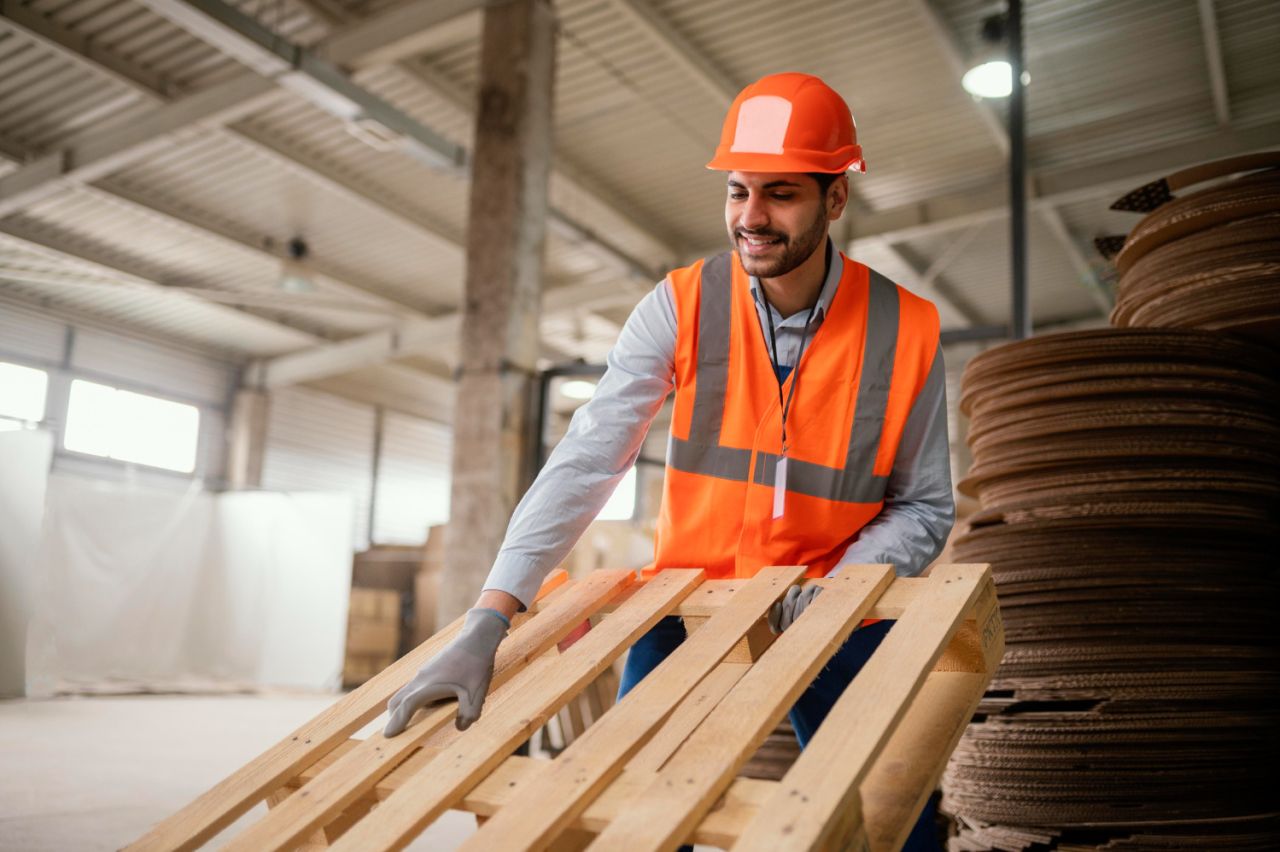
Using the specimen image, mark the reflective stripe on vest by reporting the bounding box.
[667,252,901,504]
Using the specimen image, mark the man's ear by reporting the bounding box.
[828,174,850,220]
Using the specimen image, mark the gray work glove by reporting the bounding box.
[383,607,508,737]
[768,583,822,634]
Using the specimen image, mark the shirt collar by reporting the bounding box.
[749,237,840,325]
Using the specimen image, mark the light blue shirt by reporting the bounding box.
[485,240,955,607]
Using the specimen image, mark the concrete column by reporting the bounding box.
[439,0,556,623]
[226,388,269,489]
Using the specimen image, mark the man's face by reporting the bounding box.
[724,171,843,279]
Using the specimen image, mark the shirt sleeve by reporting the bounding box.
[831,342,955,578]
[483,280,677,607]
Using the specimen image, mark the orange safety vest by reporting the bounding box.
[647,249,940,581]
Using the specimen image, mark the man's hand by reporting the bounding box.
[383,607,508,737]
[768,583,822,634]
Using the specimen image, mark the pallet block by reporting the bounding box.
[127,563,1002,852]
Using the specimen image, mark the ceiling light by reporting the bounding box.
[963,60,1013,98]
[560,380,597,400]
[278,237,317,294]
[963,12,1028,100]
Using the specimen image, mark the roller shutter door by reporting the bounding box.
[372,411,452,545]
[261,387,376,550]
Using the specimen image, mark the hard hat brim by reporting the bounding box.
[705,144,865,174]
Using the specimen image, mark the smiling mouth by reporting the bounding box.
[737,232,784,250]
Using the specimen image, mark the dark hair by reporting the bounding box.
[809,171,844,197]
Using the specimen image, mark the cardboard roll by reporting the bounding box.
[966,498,1275,528]
[1115,275,1280,340]
[962,444,1280,497]
[1112,168,1280,276]
[966,439,1280,488]
[953,514,1276,549]
[942,787,1277,829]
[1116,211,1280,312]
[998,603,1273,625]
[947,816,1280,852]
[966,399,1278,449]
[998,641,1279,666]
[959,330,1278,417]
[965,367,1280,421]
[968,377,1280,429]
[971,466,1280,510]
[993,583,1276,612]
[964,362,1279,420]
[1115,263,1280,327]
[956,711,1277,742]
[1122,212,1280,283]
[981,674,1280,705]
[995,646,1280,675]
[990,573,1277,598]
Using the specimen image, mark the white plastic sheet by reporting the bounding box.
[24,475,353,696]
[0,430,54,697]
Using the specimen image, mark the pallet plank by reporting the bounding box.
[862,671,986,851]
[123,616,465,852]
[732,564,995,852]
[124,567,569,852]
[626,660,749,773]
[624,568,908,618]
[223,569,634,852]
[463,565,809,852]
[585,565,895,852]
[326,568,705,852]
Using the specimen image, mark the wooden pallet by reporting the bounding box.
[127,562,1002,852]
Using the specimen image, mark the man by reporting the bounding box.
[385,73,953,849]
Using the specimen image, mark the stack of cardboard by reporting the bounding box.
[342,588,401,687]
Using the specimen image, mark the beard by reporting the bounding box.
[729,203,828,279]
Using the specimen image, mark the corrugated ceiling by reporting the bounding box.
[1,0,1277,412]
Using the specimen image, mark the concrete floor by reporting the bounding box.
[0,692,477,851]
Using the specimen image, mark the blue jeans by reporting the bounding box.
[617,616,940,851]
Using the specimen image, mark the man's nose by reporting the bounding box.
[739,196,769,230]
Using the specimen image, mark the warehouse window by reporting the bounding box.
[63,379,200,473]
[597,467,637,521]
[0,360,49,431]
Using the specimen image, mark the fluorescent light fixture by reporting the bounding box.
[560,379,597,400]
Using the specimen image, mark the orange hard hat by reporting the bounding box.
[706,72,865,174]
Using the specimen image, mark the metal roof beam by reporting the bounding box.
[865,238,985,327]
[97,178,448,316]
[843,120,1280,250]
[1,0,673,284]
[134,0,466,169]
[906,0,1010,154]
[1197,0,1231,126]
[224,122,463,252]
[0,0,488,219]
[393,58,676,274]
[0,0,177,96]
[1037,204,1112,316]
[250,274,647,388]
[0,220,458,420]
[0,73,278,218]
[605,0,738,109]
[0,3,461,310]
[0,2,650,381]
[0,218,322,345]
[318,0,485,69]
